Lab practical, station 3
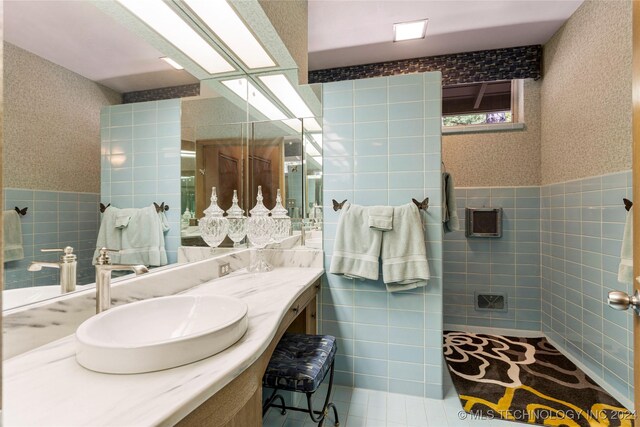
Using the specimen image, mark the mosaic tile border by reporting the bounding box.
[309,45,542,85]
[122,83,200,104]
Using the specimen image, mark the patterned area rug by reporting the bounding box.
[443,331,634,426]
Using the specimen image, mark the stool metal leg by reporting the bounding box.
[305,360,339,426]
[262,387,287,417]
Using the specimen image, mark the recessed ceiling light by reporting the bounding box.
[117,0,234,74]
[393,19,428,42]
[160,57,184,70]
[183,0,276,69]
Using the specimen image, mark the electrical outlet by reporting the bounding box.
[218,262,231,277]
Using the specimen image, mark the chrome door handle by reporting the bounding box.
[607,289,640,314]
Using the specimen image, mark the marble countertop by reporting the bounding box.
[4,266,324,427]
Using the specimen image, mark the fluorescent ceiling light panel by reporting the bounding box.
[117,0,234,74]
[306,144,320,157]
[183,0,275,69]
[310,133,323,147]
[393,19,428,42]
[160,57,184,70]
[259,74,315,118]
[312,156,323,166]
[303,118,322,132]
[222,78,287,121]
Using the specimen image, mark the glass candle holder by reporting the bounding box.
[199,187,229,248]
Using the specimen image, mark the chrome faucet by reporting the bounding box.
[94,248,149,313]
[28,246,77,293]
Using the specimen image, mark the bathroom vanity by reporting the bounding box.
[4,249,323,426]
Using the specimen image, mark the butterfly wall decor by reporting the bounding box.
[99,203,111,213]
[623,198,633,212]
[153,202,170,213]
[14,206,28,216]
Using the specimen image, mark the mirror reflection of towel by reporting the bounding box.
[94,205,169,266]
[3,210,24,262]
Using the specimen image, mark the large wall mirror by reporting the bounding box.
[3,2,323,311]
[179,75,323,251]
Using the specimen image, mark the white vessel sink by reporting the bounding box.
[75,295,248,374]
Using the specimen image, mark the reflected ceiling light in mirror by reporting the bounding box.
[110,155,127,167]
[393,19,428,42]
[160,57,184,70]
[259,75,323,133]
[183,0,275,69]
[309,133,323,147]
[304,135,321,157]
[259,74,313,117]
[180,150,196,158]
[222,78,287,121]
[311,156,323,166]
[306,144,320,157]
[259,75,322,132]
[116,0,234,74]
[282,119,302,133]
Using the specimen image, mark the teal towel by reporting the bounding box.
[443,172,460,232]
[618,207,633,284]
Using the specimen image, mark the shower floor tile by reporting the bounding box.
[263,371,531,427]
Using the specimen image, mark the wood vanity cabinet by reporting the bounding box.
[176,279,320,427]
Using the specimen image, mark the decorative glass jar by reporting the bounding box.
[226,190,247,247]
[247,186,275,272]
[199,187,229,248]
[271,189,291,243]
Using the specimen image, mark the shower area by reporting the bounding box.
[440,0,634,415]
[318,1,634,423]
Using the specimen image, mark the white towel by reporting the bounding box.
[3,210,24,262]
[618,206,633,284]
[443,172,459,232]
[93,205,169,267]
[329,202,381,281]
[381,203,430,292]
[119,206,169,266]
[368,206,394,231]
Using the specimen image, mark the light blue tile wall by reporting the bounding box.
[541,170,634,404]
[4,189,99,289]
[100,99,181,263]
[443,187,541,331]
[321,72,444,398]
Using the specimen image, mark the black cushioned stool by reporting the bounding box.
[262,333,339,426]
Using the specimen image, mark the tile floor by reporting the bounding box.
[263,371,531,427]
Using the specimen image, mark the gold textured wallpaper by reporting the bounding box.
[442,79,541,187]
[541,0,632,184]
[3,43,121,193]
